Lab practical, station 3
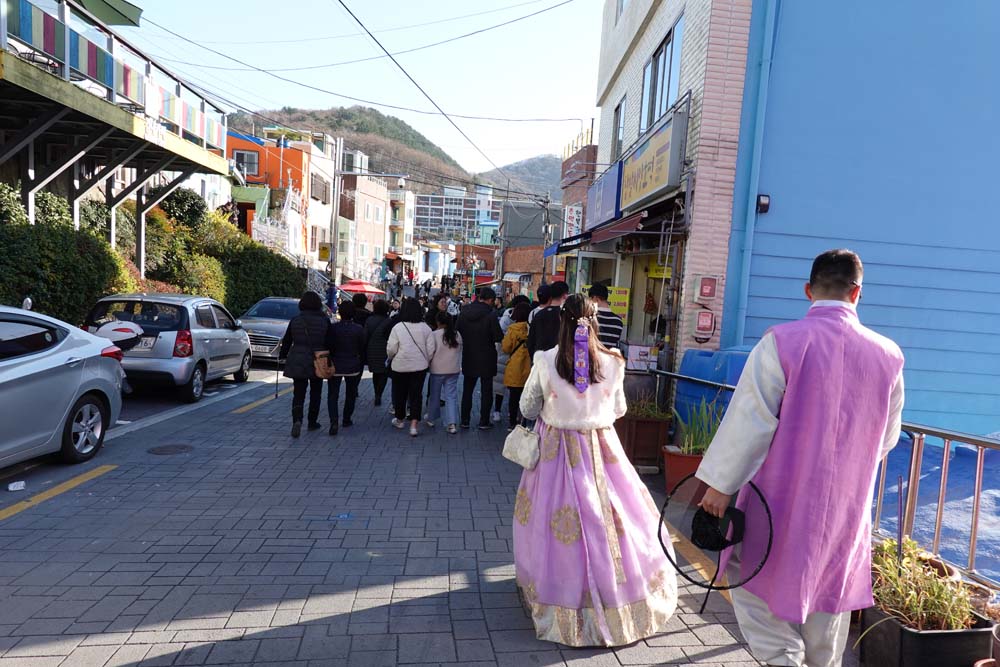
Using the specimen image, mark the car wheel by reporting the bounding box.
[233,353,251,383]
[181,364,206,403]
[61,394,108,463]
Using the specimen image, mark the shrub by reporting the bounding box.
[144,206,191,276]
[193,210,251,256]
[0,222,127,324]
[0,182,28,226]
[152,186,208,229]
[217,244,305,315]
[172,253,226,303]
[34,191,72,226]
[81,199,137,259]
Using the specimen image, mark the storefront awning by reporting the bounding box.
[543,242,561,258]
[384,252,399,260]
[590,211,648,245]
[554,231,592,255]
[502,272,531,282]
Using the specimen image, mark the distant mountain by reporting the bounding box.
[478,155,563,202]
[227,106,470,194]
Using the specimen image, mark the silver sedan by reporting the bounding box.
[0,306,122,469]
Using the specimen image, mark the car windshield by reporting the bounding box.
[244,300,299,320]
[86,301,185,334]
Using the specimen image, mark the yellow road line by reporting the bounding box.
[664,518,733,604]
[0,464,117,522]
[232,387,293,414]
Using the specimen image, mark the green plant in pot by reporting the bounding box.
[663,398,722,493]
[858,537,995,667]
[614,391,671,468]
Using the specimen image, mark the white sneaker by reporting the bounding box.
[447,424,458,434]
[425,419,435,427]
[491,411,502,423]
[409,424,418,437]
[392,418,405,429]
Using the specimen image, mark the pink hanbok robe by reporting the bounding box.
[697,303,905,624]
[514,348,678,647]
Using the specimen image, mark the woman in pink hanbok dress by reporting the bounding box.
[514,294,678,647]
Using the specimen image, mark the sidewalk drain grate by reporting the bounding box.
[147,444,193,455]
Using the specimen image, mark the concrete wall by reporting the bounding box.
[722,0,1000,435]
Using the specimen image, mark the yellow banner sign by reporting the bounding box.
[620,109,687,210]
[649,262,672,279]
[318,242,332,262]
[584,285,630,326]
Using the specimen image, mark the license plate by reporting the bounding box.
[251,345,271,354]
[137,336,157,350]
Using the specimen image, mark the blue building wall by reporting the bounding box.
[722,0,1000,435]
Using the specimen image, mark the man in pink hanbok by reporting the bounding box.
[696,250,905,667]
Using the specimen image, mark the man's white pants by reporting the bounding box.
[731,587,850,667]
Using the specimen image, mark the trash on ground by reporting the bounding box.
[7,481,26,492]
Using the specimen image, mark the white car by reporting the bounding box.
[0,306,122,468]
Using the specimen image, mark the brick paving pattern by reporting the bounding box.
[0,380,766,666]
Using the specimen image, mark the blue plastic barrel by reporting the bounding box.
[674,348,751,424]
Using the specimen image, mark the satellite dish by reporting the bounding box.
[21,297,32,311]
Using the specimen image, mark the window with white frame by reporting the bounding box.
[310,227,318,252]
[360,242,368,258]
[233,150,259,176]
[639,15,685,135]
[375,207,382,222]
[365,202,372,221]
[611,96,627,159]
[374,246,382,259]
[615,0,628,23]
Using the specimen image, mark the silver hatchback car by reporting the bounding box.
[0,306,122,468]
[85,294,252,403]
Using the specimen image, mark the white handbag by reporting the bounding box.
[502,423,540,470]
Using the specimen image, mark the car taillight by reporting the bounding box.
[101,345,124,362]
[173,330,194,358]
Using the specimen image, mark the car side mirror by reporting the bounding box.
[233,320,243,329]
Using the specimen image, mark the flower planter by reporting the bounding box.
[662,445,703,494]
[859,606,995,667]
[614,416,669,467]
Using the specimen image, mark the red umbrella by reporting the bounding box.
[339,280,385,295]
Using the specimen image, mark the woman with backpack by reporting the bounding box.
[386,298,433,437]
[424,311,463,434]
[501,302,531,430]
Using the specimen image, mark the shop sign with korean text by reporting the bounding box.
[563,205,583,238]
[585,162,621,230]
[584,284,630,325]
[620,106,689,211]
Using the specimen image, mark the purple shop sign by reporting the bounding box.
[585,161,621,231]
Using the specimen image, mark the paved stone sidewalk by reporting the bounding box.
[0,379,762,666]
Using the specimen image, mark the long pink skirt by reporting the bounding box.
[513,420,678,647]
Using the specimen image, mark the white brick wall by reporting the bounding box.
[595,0,752,363]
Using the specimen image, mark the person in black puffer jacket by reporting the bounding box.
[456,287,504,429]
[326,301,365,435]
[279,291,332,438]
[364,299,392,406]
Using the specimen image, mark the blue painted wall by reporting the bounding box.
[723,0,1000,435]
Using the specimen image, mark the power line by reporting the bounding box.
[191,0,552,45]
[149,0,575,72]
[332,0,510,183]
[140,17,584,124]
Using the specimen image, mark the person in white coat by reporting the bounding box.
[386,298,433,437]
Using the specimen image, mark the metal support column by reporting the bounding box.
[135,167,196,277]
[0,108,70,167]
[107,156,176,278]
[22,140,35,222]
[24,127,114,224]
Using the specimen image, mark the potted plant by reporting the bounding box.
[858,538,995,667]
[662,398,722,493]
[614,391,671,467]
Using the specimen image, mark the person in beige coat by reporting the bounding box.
[386,298,433,437]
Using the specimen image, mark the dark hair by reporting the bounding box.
[588,283,609,300]
[536,284,552,304]
[511,294,530,308]
[810,249,863,297]
[338,301,355,320]
[433,294,448,311]
[399,298,423,323]
[352,293,368,308]
[299,291,323,312]
[550,281,570,301]
[555,294,609,386]
[436,311,459,348]
[479,287,496,302]
[512,302,531,323]
[372,299,390,316]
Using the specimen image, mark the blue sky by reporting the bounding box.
[119,0,604,173]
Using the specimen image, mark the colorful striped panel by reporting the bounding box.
[205,118,225,148]
[68,30,113,88]
[113,61,144,104]
[11,0,65,62]
[158,86,181,125]
[181,100,204,138]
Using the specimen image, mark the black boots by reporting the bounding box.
[291,422,302,438]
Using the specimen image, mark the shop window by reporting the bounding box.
[639,15,685,135]
[612,96,626,160]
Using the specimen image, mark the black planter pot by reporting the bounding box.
[859,606,995,667]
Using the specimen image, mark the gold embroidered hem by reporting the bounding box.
[519,586,677,648]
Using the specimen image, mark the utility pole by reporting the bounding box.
[328,137,344,282]
[540,194,552,285]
